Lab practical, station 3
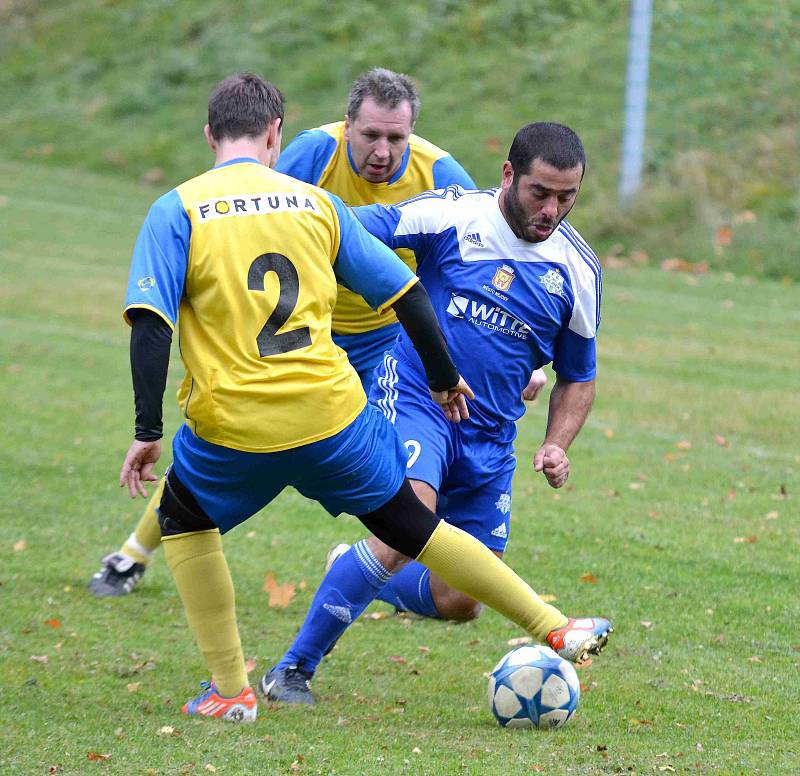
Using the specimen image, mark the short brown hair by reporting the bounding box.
[346,68,420,123]
[207,73,284,142]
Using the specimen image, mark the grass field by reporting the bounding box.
[2,0,799,279]
[1,159,798,776]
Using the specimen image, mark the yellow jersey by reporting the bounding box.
[124,158,417,452]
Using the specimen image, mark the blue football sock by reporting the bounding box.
[375,561,441,618]
[275,540,392,675]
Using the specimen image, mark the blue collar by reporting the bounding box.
[213,157,262,169]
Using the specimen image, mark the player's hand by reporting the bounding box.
[430,376,475,423]
[119,439,162,498]
[522,368,548,401]
[533,443,569,489]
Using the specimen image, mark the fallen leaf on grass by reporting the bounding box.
[263,572,296,608]
[733,536,758,544]
[388,655,407,664]
[47,766,63,774]
[412,747,422,754]
[765,511,779,520]
[640,621,653,629]
[126,682,141,693]
[13,539,27,552]
[204,766,217,774]
[45,618,61,629]
[418,646,431,653]
[715,227,733,246]
[86,752,111,761]
[507,636,532,646]
[676,440,692,450]
[580,573,598,584]
[747,655,762,663]
[158,725,180,737]
[713,434,730,447]
[629,718,653,726]
[603,428,615,439]
[363,611,390,620]
[30,655,48,664]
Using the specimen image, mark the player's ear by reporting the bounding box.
[267,117,282,150]
[501,160,515,189]
[204,124,217,153]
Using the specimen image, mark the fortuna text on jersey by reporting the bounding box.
[197,192,318,221]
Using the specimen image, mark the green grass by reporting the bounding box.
[2,157,799,775]
[1,0,799,279]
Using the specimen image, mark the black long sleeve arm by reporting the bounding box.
[130,309,173,441]
[391,282,459,392]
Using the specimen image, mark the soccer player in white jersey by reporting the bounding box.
[263,122,612,705]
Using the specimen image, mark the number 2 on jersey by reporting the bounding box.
[247,252,312,357]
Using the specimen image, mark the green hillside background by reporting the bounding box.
[1,0,798,278]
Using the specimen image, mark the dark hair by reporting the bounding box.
[507,122,585,176]
[207,73,285,142]
[346,67,421,123]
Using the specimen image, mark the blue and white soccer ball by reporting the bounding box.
[488,645,580,729]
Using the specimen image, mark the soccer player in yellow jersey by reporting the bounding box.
[118,73,603,723]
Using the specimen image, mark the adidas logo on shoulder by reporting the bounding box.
[464,231,484,248]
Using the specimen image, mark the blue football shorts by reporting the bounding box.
[369,352,516,553]
[333,321,402,392]
[170,403,408,534]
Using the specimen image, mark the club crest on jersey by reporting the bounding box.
[137,276,156,292]
[492,264,516,292]
[539,268,564,297]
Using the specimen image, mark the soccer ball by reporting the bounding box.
[488,645,580,729]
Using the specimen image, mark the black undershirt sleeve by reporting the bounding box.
[390,282,459,392]
[129,309,173,441]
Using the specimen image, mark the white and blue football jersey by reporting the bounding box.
[355,186,602,427]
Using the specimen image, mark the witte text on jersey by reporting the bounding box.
[196,193,318,221]
[446,293,531,339]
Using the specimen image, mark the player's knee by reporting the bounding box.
[435,591,483,622]
[366,536,409,573]
[158,469,216,537]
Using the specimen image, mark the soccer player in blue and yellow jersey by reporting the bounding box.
[274,68,475,386]
[118,74,606,723]
[89,68,490,598]
[263,123,613,705]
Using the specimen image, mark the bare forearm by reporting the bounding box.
[544,377,595,451]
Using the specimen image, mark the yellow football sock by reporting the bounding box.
[162,529,248,697]
[119,479,165,565]
[417,521,568,641]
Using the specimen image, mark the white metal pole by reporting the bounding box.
[619,0,653,206]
